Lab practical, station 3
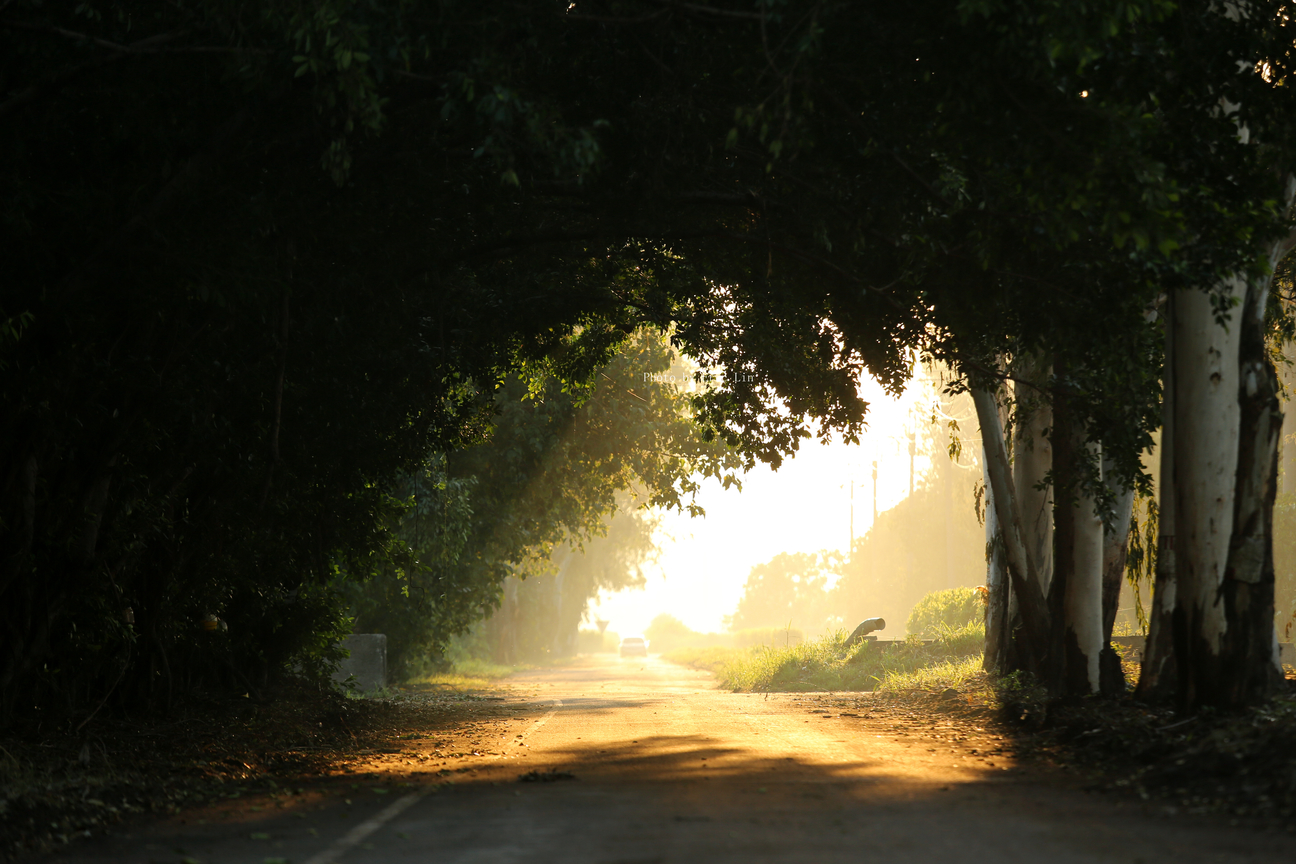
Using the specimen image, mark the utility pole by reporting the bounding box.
[871,461,878,526]
[908,429,916,498]
[849,479,855,556]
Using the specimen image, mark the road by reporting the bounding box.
[54,655,1296,864]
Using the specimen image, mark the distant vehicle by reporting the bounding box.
[619,636,649,657]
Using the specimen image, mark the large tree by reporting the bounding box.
[6,0,1296,720]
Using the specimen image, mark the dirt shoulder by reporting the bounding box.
[794,675,1296,834]
[0,678,548,861]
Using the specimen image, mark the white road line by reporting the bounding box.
[515,699,562,747]
[302,699,563,864]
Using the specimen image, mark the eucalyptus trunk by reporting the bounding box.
[1169,281,1243,708]
[1212,246,1287,705]
[1062,439,1104,695]
[1013,355,1054,594]
[971,384,1051,675]
[982,443,1009,672]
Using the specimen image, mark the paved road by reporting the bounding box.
[55,656,1296,863]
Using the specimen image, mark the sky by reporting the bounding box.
[587,366,958,637]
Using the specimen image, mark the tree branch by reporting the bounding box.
[642,1,763,21]
[0,27,194,120]
[0,19,270,54]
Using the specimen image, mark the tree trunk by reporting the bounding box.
[1062,438,1104,696]
[1139,294,1178,701]
[982,442,1009,673]
[1013,354,1054,593]
[971,384,1051,674]
[1171,280,1243,710]
[1047,375,1099,699]
[1213,253,1286,705]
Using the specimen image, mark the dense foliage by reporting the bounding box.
[905,588,984,639]
[6,0,1296,721]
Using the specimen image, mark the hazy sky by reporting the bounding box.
[588,367,957,637]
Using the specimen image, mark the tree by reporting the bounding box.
[7,0,1296,718]
[437,331,739,666]
[727,552,835,634]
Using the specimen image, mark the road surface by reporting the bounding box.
[53,655,1296,863]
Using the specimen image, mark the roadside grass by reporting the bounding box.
[876,654,986,694]
[662,646,759,676]
[664,624,987,694]
[403,659,526,692]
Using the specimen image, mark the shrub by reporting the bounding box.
[906,587,983,638]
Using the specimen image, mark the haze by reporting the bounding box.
[590,364,973,638]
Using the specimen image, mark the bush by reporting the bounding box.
[906,587,983,638]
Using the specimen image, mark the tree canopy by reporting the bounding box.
[6,0,1296,719]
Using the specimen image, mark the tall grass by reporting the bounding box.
[665,624,986,693]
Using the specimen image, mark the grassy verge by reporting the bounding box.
[402,659,526,692]
[658,646,750,676]
[664,625,987,694]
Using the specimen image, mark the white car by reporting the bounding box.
[619,636,649,657]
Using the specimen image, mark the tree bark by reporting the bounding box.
[1048,384,1074,697]
[1171,280,1243,710]
[1013,354,1054,593]
[1213,253,1285,705]
[971,384,1051,674]
[982,442,1009,673]
[1063,438,1104,695]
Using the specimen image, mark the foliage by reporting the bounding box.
[332,458,478,680]
[1123,488,1160,635]
[343,331,738,675]
[906,588,984,639]
[7,0,1296,719]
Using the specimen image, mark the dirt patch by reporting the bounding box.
[996,681,1296,829]
[786,673,1296,833]
[0,679,525,861]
